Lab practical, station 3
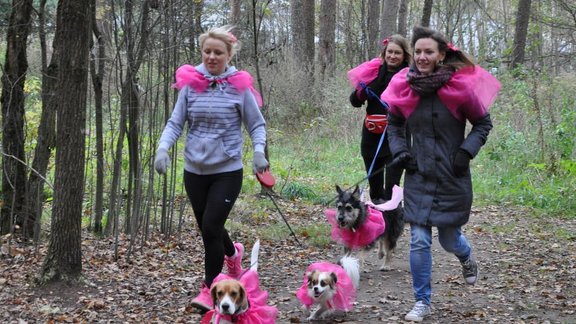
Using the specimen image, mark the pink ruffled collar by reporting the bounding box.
[325,206,385,250]
[201,271,278,324]
[381,66,500,122]
[346,58,383,90]
[295,262,356,311]
[173,64,263,107]
[325,185,404,250]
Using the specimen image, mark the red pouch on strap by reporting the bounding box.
[364,114,388,134]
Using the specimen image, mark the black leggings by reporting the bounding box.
[361,127,403,201]
[184,169,243,286]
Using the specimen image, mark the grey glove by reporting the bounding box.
[154,148,171,175]
[252,151,269,174]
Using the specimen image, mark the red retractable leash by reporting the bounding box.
[255,169,304,248]
[255,169,276,189]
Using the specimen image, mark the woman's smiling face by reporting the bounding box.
[385,42,405,69]
[413,37,445,75]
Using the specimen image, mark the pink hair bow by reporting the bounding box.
[382,37,390,46]
[447,42,459,52]
[228,32,237,44]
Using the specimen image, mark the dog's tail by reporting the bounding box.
[339,255,360,288]
[250,239,261,272]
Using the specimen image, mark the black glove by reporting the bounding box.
[389,151,418,173]
[350,89,365,107]
[453,149,471,177]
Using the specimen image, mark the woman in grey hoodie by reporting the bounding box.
[154,25,268,313]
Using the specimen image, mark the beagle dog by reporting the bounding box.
[211,279,249,319]
[203,240,277,324]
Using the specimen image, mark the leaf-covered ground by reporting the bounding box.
[1,198,575,323]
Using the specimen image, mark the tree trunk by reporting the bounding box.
[90,0,106,234]
[0,0,34,236]
[510,0,532,69]
[318,0,336,79]
[192,0,204,63]
[290,0,315,73]
[230,0,242,30]
[397,0,408,36]
[290,0,314,101]
[344,0,356,66]
[421,0,433,27]
[367,0,380,57]
[26,0,57,242]
[380,0,399,39]
[40,0,92,282]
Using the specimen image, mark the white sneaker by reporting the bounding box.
[405,300,431,322]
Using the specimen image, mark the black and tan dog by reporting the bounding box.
[335,185,405,271]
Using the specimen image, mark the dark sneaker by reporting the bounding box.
[461,257,478,285]
[405,301,431,322]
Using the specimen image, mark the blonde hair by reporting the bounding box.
[198,25,241,58]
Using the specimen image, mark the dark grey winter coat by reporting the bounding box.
[387,95,493,227]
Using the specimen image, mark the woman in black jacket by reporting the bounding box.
[382,26,500,322]
[347,34,411,203]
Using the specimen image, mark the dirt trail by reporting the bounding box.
[1,205,575,323]
[254,205,576,323]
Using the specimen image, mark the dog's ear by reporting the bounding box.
[336,185,343,195]
[238,285,249,312]
[210,283,219,307]
[352,185,360,200]
[330,272,338,286]
[306,270,316,286]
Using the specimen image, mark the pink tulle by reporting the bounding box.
[364,185,404,212]
[296,262,356,311]
[381,66,501,122]
[325,206,385,250]
[346,58,383,90]
[172,64,263,107]
[201,270,278,324]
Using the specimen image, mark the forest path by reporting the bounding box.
[1,203,575,323]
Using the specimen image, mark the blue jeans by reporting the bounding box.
[409,223,472,305]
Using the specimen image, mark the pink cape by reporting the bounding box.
[381,66,500,122]
[325,206,385,250]
[201,270,278,324]
[296,262,356,311]
[172,64,263,107]
[346,58,383,90]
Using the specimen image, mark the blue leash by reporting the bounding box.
[359,82,390,196]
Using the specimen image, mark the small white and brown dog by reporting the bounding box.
[203,240,278,324]
[296,256,360,321]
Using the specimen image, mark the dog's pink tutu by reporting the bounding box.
[346,58,382,91]
[296,262,356,311]
[173,64,263,107]
[325,206,385,250]
[201,270,278,324]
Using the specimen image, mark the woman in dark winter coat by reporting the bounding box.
[347,35,411,203]
[381,26,500,322]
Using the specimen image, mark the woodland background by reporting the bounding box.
[0,0,575,319]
